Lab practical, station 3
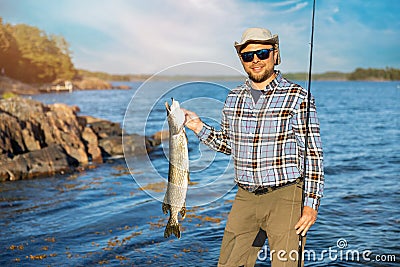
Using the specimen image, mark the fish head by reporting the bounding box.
[165,98,185,134]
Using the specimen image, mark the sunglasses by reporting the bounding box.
[240,48,275,62]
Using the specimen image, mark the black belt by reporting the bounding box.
[238,178,302,196]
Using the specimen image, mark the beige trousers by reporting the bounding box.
[218,182,305,267]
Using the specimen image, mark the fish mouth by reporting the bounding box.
[165,101,171,113]
[165,98,185,131]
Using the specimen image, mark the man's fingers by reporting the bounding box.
[294,216,305,230]
[181,109,198,120]
[181,109,196,123]
[295,217,315,236]
[180,108,203,133]
[300,224,311,236]
[295,210,317,236]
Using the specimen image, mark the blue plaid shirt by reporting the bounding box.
[197,71,324,210]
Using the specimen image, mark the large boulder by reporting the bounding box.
[0,97,163,181]
[89,120,123,139]
[99,134,152,157]
[82,126,103,163]
[0,112,27,155]
[0,98,88,163]
[0,144,77,181]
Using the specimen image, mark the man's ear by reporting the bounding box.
[274,49,279,65]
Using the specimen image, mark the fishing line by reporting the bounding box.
[298,0,316,266]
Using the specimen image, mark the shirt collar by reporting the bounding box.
[245,70,282,93]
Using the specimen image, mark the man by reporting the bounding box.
[183,28,324,267]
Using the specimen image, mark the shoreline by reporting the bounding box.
[1,75,399,98]
[0,96,167,182]
[0,76,131,97]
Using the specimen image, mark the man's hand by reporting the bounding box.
[295,206,317,236]
[181,108,204,134]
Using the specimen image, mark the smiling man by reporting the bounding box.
[183,28,324,267]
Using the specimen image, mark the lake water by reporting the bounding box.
[1,80,399,266]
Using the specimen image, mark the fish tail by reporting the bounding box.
[164,218,181,239]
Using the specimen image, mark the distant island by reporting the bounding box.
[78,67,400,82]
[0,17,399,97]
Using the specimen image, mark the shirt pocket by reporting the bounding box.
[231,109,254,134]
[260,108,293,136]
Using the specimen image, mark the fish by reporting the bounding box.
[162,98,190,238]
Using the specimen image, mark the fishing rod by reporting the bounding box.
[298,0,316,266]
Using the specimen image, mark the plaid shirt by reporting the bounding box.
[197,71,324,210]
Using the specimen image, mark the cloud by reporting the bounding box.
[270,0,302,8]
[2,0,399,74]
[264,0,308,14]
[62,0,316,74]
[52,0,246,74]
[284,2,308,13]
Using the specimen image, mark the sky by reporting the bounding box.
[0,0,399,75]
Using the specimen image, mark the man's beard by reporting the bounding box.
[248,68,275,83]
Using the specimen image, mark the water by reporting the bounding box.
[1,80,399,266]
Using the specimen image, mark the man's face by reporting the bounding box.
[239,43,277,84]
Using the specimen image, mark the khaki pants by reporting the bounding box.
[218,183,305,267]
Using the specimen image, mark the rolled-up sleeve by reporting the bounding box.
[293,96,324,211]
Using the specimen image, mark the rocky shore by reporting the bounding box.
[0,76,130,96]
[0,97,165,182]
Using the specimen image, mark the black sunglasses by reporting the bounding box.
[240,48,275,62]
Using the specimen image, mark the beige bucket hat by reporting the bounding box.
[234,27,281,65]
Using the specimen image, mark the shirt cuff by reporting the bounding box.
[304,195,320,211]
[196,124,211,141]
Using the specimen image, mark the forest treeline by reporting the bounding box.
[0,18,75,83]
[1,17,399,84]
[84,67,400,82]
[285,67,400,81]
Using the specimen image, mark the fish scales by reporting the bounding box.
[162,98,189,238]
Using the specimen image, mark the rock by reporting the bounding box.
[0,97,163,181]
[123,134,155,156]
[112,85,131,90]
[99,136,124,156]
[0,112,26,155]
[99,134,154,158]
[82,127,103,163]
[78,115,105,125]
[0,144,76,181]
[150,130,169,146]
[21,123,41,151]
[45,103,88,164]
[0,97,46,121]
[0,97,88,163]
[89,120,123,139]
[72,77,112,90]
[0,76,40,95]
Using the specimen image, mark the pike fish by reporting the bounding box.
[162,98,189,238]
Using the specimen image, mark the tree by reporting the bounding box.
[0,18,76,83]
[0,18,21,78]
[50,34,76,80]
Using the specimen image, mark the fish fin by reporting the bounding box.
[162,202,170,215]
[180,204,186,219]
[164,218,181,239]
